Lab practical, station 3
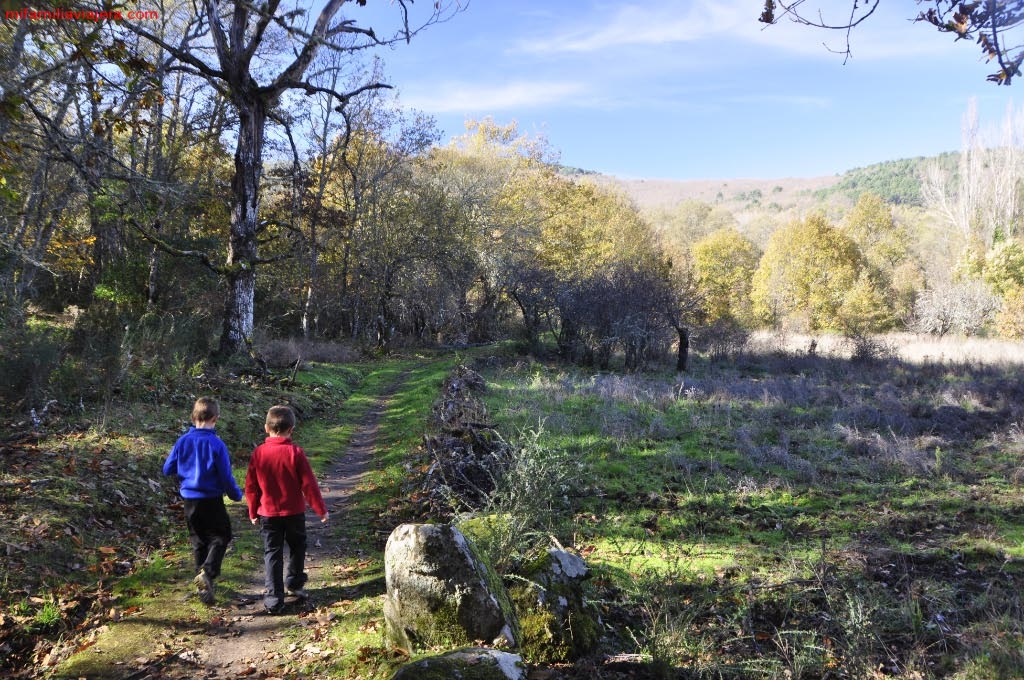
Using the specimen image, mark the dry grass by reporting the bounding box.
[479,337,1024,678]
[590,175,839,212]
[256,337,362,368]
[748,330,1024,366]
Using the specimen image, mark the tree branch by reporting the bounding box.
[123,23,226,84]
[126,218,226,275]
[265,79,393,110]
[272,0,349,97]
[242,0,283,65]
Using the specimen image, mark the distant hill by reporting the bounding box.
[812,153,959,207]
[591,153,959,213]
[593,175,837,213]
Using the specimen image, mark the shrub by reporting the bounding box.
[256,336,362,369]
[995,285,1024,339]
[982,238,1024,296]
[693,319,749,360]
[454,424,587,573]
[0,316,62,408]
[911,281,1000,336]
[846,332,897,364]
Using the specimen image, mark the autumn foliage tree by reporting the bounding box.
[691,227,760,326]
[130,0,461,363]
[751,213,867,332]
[841,192,920,327]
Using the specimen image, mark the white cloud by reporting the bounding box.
[514,0,957,61]
[399,80,589,114]
[517,1,742,53]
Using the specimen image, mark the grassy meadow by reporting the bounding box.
[2,335,1023,679]
[474,334,1024,678]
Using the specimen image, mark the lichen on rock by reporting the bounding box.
[384,523,520,652]
[507,548,601,663]
[390,647,527,680]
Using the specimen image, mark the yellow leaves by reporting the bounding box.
[533,176,657,283]
[751,214,864,331]
[839,269,896,334]
[692,227,761,325]
[46,235,96,272]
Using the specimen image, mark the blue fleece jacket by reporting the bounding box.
[163,427,244,501]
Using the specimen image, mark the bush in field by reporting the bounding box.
[996,285,1024,339]
[910,281,1000,336]
[692,318,749,360]
[556,262,672,371]
[455,425,587,573]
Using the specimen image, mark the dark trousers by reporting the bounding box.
[258,513,307,608]
[183,497,232,579]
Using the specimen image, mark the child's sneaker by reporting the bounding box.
[193,569,215,604]
[288,588,308,600]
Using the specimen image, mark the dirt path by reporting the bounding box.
[153,379,402,679]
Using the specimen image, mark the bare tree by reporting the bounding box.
[129,0,464,362]
[760,1,1024,84]
[911,280,1001,335]
[922,99,1024,249]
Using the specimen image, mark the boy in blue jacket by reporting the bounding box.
[163,397,243,604]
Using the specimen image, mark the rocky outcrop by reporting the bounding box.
[508,548,601,663]
[390,648,527,680]
[383,523,520,652]
[421,365,510,514]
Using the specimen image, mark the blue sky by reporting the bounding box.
[351,1,1020,181]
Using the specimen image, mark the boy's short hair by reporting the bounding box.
[191,397,220,423]
[266,405,296,435]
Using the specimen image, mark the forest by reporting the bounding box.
[3,3,1024,399]
[3,2,1024,679]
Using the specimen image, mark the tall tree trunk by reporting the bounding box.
[84,70,120,289]
[217,101,265,359]
[676,326,690,372]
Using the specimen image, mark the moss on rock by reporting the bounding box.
[383,523,520,652]
[391,647,526,680]
[507,549,601,664]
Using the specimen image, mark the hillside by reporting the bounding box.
[596,174,839,213]
[593,154,956,214]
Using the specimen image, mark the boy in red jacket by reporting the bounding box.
[245,405,328,614]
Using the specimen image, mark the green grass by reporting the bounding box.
[25,353,457,679]
[307,353,469,679]
[475,352,1024,677]
[11,343,1024,679]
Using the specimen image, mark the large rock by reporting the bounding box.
[390,648,527,680]
[384,523,519,652]
[508,548,601,663]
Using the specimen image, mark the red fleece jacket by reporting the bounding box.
[245,436,327,520]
